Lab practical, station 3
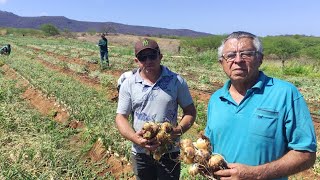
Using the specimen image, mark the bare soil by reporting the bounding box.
[76,33,181,54]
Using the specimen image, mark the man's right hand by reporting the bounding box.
[135,130,160,151]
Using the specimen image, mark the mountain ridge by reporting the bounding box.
[0,10,212,37]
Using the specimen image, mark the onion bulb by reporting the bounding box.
[161,122,173,133]
[194,149,210,164]
[184,146,195,158]
[153,152,162,161]
[182,155,194,164]
[208,154,225,170]
[188,164,199,176]
[180,139,193,150]
[194,138,210,150]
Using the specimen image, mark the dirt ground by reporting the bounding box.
[76,33,181,54]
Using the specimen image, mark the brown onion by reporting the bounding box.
[188,164,199,176]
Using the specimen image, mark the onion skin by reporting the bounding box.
[194,149,210,164]
[208,154,227,171]
[156,131,166,141]
[194,138,210,150]
[143,131,152,139]
[161,122,173,133]
[183,155,194,164]
[188,164,199,176]
[184,146,195,158]
[142,122,159,139]
[153,152,162,161]
[180,139,193,150]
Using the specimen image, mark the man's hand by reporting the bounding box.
[171,126,183,139]
[135,130,160,151]
[214,163,256,180]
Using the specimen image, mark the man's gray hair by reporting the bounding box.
[217,31,263,61]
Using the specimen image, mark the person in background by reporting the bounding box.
[205,31,317,180]
[115,38,196,180]
[0,44,11,55]
[117,68,138,92]
[98,33,109,67]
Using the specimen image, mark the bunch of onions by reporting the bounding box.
[180,131,228,179]
[142,122,174,160]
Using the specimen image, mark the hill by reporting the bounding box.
[0,10,211,37]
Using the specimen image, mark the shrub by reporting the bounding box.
[181,35,226,52]
[301,45,320,60]
[40,24,60,36]
[263,36,302,60]
[1,27,43,36]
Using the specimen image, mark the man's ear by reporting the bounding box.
[259,53,264,64]
[134,57,139,63]
[159,53,163,60]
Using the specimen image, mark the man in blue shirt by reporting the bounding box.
[205,31,317,180]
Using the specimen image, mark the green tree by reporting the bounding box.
[40,24,60,36]
[181,35,226,52]
[263,37,302,68]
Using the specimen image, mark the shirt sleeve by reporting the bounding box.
[116,78,132,115]
[98,40,106,46]
[177,76,193,108]
[286,95,317,152]
[205,96,214,151]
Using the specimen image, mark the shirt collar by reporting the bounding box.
[221,71,272,97]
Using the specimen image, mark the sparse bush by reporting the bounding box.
[181,35,226,52]
[40,24,60,36]
[1,27,43,36]
[283,64,309,76]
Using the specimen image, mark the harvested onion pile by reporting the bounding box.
[180,132,228,179]
[142,122,174,160]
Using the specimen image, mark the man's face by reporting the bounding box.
[135,49,162,74]
[220,37,262,83]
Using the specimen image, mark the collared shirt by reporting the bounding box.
[117,65,193,154]
[117,69,138,89]
[98,38,108,52]
[205,71,317,180]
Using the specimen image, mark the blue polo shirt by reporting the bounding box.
[205,71,316,179]
[117,65,194,154]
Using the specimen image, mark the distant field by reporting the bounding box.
[0,33,319,179]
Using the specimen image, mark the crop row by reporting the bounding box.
[0,69,116,179]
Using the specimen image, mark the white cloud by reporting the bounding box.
[0,0,8,5]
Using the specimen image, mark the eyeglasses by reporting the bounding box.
[221,50,257,62]
[137,53,158,62]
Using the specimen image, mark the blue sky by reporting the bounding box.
[1,0,320,37]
